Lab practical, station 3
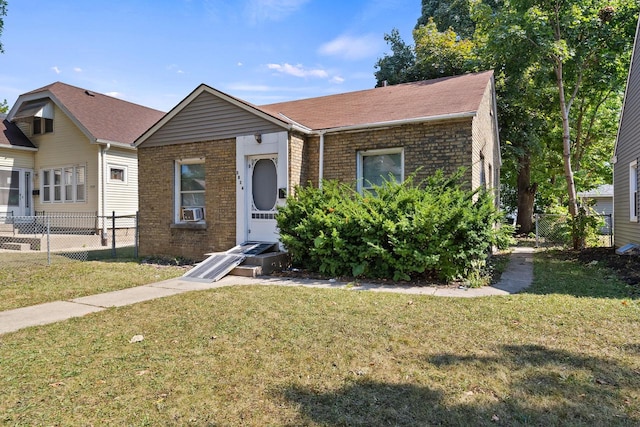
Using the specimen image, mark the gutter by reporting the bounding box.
[1,145,38,152]
[100,143,111,245]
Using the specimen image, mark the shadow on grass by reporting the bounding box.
[281,344,639,426]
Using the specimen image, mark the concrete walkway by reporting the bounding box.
[0,246,534,335]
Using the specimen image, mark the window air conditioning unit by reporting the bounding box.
[182,207,204,221]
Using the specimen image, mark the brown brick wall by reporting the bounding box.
[315,120,474,188]
[138,139,236,260]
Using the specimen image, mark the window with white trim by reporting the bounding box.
[630,160,638,222]
[175,159,206,222]
[357,148,404,193]
[40,165,86,203]
[108,165,127,183]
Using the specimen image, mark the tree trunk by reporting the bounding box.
[516,154,537,234]
[555,62,581,248]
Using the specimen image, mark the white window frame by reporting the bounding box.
[174,158,206,223]
[40,165,86,204]
[108,164,128,184]
[356,147,405,193]
[630,160,638,222]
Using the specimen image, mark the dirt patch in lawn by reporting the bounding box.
[567,247,640,296]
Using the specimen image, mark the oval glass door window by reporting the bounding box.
[252,159,277,211]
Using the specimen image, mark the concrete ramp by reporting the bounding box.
[182,242,277,282]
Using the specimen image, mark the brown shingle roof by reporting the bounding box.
[258,71,493,130]
[22,82,165,144]
[0,115,36,149]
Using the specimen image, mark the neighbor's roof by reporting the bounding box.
[578,184,613,198]
[258,71,494,131]
[0,114,36,150]
[10,82,165,145]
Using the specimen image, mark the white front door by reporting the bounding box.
[0,168,33,216]
[236,131,288,245]
[247,155,278,242]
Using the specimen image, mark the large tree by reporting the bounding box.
[475,0,637,247]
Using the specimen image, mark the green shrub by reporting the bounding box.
[276,170,512,284]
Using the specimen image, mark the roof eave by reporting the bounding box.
[95,139,137,150]
[0,144,38,152]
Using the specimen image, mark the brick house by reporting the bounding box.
[134,71,501,260]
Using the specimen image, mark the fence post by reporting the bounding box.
[535,213,539,248]
[134,211,139,259]
[608,214,613,248]
[46,216,51,266]
[111,211,116,258]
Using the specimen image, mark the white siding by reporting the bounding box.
[32,104,100,213]
[614,20,640,247]
[143,91,284,147]
[0,148,35,169]
[104,148,138,215]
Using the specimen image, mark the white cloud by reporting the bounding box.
[319,34,383,60]
[167,64,185,74]
[73,67,83,73]
[246,0,309,22]
[105,92,124,98]
[237,62,243,67]
[267,63,328,79]
[51,66,61,74]
[330,76,345,84]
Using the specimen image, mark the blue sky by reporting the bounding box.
[0,0,420,112]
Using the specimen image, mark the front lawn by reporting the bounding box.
[0,260,186,311]
[0,250,638,425]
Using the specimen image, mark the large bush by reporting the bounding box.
[276,171,513,284]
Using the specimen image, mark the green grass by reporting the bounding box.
[0,260,185,311]
[0,250,639,425]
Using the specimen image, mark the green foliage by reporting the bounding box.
[276,171,512,284]
[413,18,477,79]
[0,99,8,114]
[0,0,6,53]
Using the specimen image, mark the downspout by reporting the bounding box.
[318,131,325,189]
[100,143,111,245]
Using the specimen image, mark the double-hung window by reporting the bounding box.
[175,159,206,222]
[41,165,86,203]
[631,160,638,222]
[357,148,404,193]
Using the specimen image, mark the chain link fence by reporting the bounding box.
[0,211,138,267]
[534,213,613,248]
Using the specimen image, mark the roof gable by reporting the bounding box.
[135,84,290,147]
[8,82,165,146]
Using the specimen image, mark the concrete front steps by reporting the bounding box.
[230,250,290,278]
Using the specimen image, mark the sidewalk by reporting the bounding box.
[0,246,534,335]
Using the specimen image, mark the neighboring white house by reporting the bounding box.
[2,82,164,220]
[578,184,613,234]
[578,184,613,216]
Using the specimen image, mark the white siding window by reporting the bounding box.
[175,159,205,222]
[631,160,638,222]
[108,164,127,184]
[40,165,86,204]
[357,148,404,193]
